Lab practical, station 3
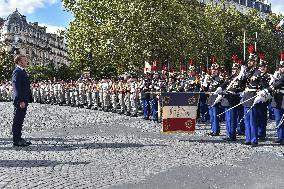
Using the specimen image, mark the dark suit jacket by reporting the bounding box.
[12,66,32,105]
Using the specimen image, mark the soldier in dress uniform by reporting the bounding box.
[110,78,118,113]
[86,79,93,109]
[200,67,209,122]
[32,83,39,103]
[91,80,99,110]
[150,72,160,122]
[130,75,139,117]
[185,64,198,92]
[204,59,224,136]
[117,77,126,114]
[102,78,111,111]
[64,81,71,106]
[218,56,244,141]
[260,53,284,144]
[70,81,76,107]
[256,55,270,141]
[140,72,151,120]
[124,76,131,116]
[40,81,46,103]
[239,46,262,146]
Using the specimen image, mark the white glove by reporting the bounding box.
[239,91,244,98]
[269,71,279,85]
[237,65,246,79]
[258,89,268,97]
[202,75,209,88]
[213,87,222,95]
[253,95,264,105]
[258,89,271,101]
[213,94,223,106]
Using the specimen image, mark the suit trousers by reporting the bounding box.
[12,105,27,143]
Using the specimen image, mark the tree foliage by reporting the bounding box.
[0,49,14,81]
[63,0,284,77]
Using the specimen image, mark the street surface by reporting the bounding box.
[0,102,283,189]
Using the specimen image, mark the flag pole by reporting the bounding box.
[255,32,258,53]
[243,30,246,62]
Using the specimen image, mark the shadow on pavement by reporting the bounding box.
[0,160,89,168]
[179,138,281,147]
[0,138,167,151]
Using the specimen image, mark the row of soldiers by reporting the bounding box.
[1,51,284,146]
[0,81,13,102]
[203,50,284,147]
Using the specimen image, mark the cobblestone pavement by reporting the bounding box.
[0,102,283,189]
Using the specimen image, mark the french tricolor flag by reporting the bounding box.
[276,18,284,30]
[161,93,200,133]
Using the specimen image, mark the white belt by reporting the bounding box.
[245,88,257,92]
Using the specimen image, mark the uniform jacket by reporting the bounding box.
[270,73,284,109]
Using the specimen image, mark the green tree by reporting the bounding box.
[62,0,284,75]
[0,49,14,81]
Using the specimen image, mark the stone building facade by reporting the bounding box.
[198,0,271,18]
[0,9,70,68]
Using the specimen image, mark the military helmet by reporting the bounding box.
[258,52,267,67]
[232,54,241,69]
[248,45,258,61]
[210,63,219,70]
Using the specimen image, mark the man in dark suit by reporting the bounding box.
[12,55,32,147]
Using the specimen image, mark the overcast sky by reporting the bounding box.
[270,0,284,15]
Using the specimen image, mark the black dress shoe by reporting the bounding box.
[13,139,32,147]
[208,132,219,136]
[251,143,258,147]
[258,137,266,142]
[237,132,245,136]
[243,141,251,145]
[274,139,284,144]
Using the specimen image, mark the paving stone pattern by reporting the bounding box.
[0,102,283,189]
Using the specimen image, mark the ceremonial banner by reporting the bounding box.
[161,93,200,133]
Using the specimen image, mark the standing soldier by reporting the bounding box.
[200,67,209,122]
[91,80,99,110]
[204,59,224,136]
[98,79,104,110]
[102,78,110,111]
[260,53,284,144]
[58,81,65,105]
[53,81,59,105]
[70,81,76,107]
[64,82,71,106]
[117,77,126,114]
[150,72,160,122]
[78,79,86,108]
[218,56,244,141]
[40,81,46,104]
[140,73,151,120]
[256,55,270,141]
[44,81,50,104]
[32,83,38,103]
[110,78,118,113]
[239,46,262,146]
[130,75,138,117]
[124,76,131,116]
[86,79,93,109]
